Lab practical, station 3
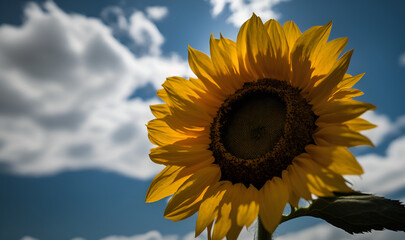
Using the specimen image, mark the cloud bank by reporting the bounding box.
[21,227,256,240]
[361,111,405,146]
[146,6,169,21]
[101,5,168,56]
[0,2,190,179]
[277,223,405,240]
[399,53,405,66]
[208,0,288,27]
[348,135,405,195]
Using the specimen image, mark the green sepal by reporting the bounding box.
[281,192,405,234]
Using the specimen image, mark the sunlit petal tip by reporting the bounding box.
[283,21,302,52]
[283,20,301,32]
[337,73,364,90]
[366,122,378,130]
[145,166,192,203]
[339,49,354,65]
[321,21,333,34]
[344,117,377,133]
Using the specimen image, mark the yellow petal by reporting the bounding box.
[288,190,301,208]
[149,144,213,166]
[189,77,224,106]
[315,99,376,123]
[146,160,214,203]
[293,158,333,196]
[305,145,363,175]
[236,184,260,227]
[163,77,201,102]
[195,181,230,237]
[219,34,240,72]
[291,22,332,89]
[313,125,374,147]
[168,133,211,147]
[150,104,170,119]
[330,88,364,100]
[188,46,218,87]
[259,177,289,233]
[146,166,185,203]
[236,14,270,80]
[263,19,290,81]
[165,166,221,221]
[281,168,304,206]
[166,201,201,222]
[264,19,289,55]
[163,114,208,134]
[210,34,234,76]
[295,156,352,197]
[163,77,212,127]
[209,35,242,95]
[337,73,364,89]
[212,191,232,240]
[344,117,377,132]
[156,88,170,102]
[283,21,301,54]
[147,119,195,146]
[312,37,348,77]
[309,50,353,104]
[285,161,312,201]
[227,184,245,240]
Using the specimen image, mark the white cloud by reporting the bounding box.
[208,0,288,27]
[100,6,128,32]
[146,6,168,21]
[399,53,405,66]
[239,224,257,239]
[99,231,177,240]
[83,227,253,240]
[95,230,203,240]
[361,111,405,146]
[101,6,168,56]
[128,11,164,56]
[0,2,190,179]
[22,222,405,240]
[277,223,405,240]
[94,222,257,240]
[347,135,405,195]
[20,237,39,240]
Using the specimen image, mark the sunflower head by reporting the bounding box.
[146,14,376,240]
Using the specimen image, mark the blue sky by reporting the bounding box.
[0,0,405,240]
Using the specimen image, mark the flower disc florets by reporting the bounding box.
[210,78,317,189]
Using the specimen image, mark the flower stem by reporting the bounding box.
[257,217,272,240]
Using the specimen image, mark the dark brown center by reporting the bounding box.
[210,79,317,189]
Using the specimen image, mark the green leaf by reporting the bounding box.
[281,192,405,234]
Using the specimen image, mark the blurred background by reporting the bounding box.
[0,0,404,239]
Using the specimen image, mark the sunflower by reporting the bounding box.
[145,14,376,240]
